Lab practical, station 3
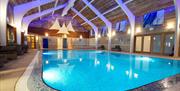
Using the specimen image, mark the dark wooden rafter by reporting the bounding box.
[91,17,105,26]
[81,7,97,20]
[104,7,127,23]
[9,0,34,6]
[40,1,55,11]
[74,0,86,11]
[82,23,92,30]
[126,0,174,16]
[24,7,39,17]
[92,0,118,13]
[57,0,68,5]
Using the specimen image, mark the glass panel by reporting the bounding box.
[135,36,142,52]
[143,36,151,52]
[152,35,161,53]
[164,34,174,55]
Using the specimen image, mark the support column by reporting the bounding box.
[23,3,67,35]
[108,26,112,51]
[0,0,9,46]
[14,0,54,45]
[174,0,180,57]
[115,0,135,53]
[95,31,98,50]
[82,0,112,51]
[71,7,99,50]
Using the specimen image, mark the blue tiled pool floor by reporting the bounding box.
[42,50,180,91]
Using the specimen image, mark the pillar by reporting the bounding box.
[108,25,112,51]
[174,0,180,57]
[0,0,9,46]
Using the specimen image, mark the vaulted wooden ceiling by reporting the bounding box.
[9,0,174,32]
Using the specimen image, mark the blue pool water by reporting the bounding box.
[42,50,180,91]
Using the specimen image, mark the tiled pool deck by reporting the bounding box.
[0,50,37,91]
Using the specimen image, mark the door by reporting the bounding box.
[164,34,174,56]
[27,36,36,49]
[143,36,151,52]
[63,38,67,49]
[43,38,48,48]
[135,36,142,52]
[152,35,162,53]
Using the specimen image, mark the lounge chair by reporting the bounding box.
[111,45,121,51]
[23,45,28,53]
[16,45,24,55]
[0,46,17,60]
[0,54,6,67]
[98,45,105,50]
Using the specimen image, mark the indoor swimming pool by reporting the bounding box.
[42,50,180,91]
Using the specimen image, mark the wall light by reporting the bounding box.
[98,34,101,38]
[80,35,83,39]
[107,32,111,38]
[136,27,141,33]
[127,28,131,34]
[112,31,116,36]
[166,22,175,29]
[45,33,48,37]
[63,34,67,38]
[36,36,39,41]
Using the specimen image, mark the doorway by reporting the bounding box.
[43,38,48,48]
[63,38,67,49]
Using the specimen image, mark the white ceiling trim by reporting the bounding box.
[72,0,94,19]
[61,0,77,16]
[22,3,67,35]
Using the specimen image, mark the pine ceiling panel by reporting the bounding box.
[81,7,97,20]
[104,7,127,23]
[74,15,85,24]
[10,0,35,6]
[82,23,92,30]
[41,1,55,11]
[57,0,68,5]
[54,9,63,15]
[126,0,174,16]
[66,9,76,17]
[91,0,118,13]
[91,18,105,27]
[74,0,86,11]
[24,7,39,17]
